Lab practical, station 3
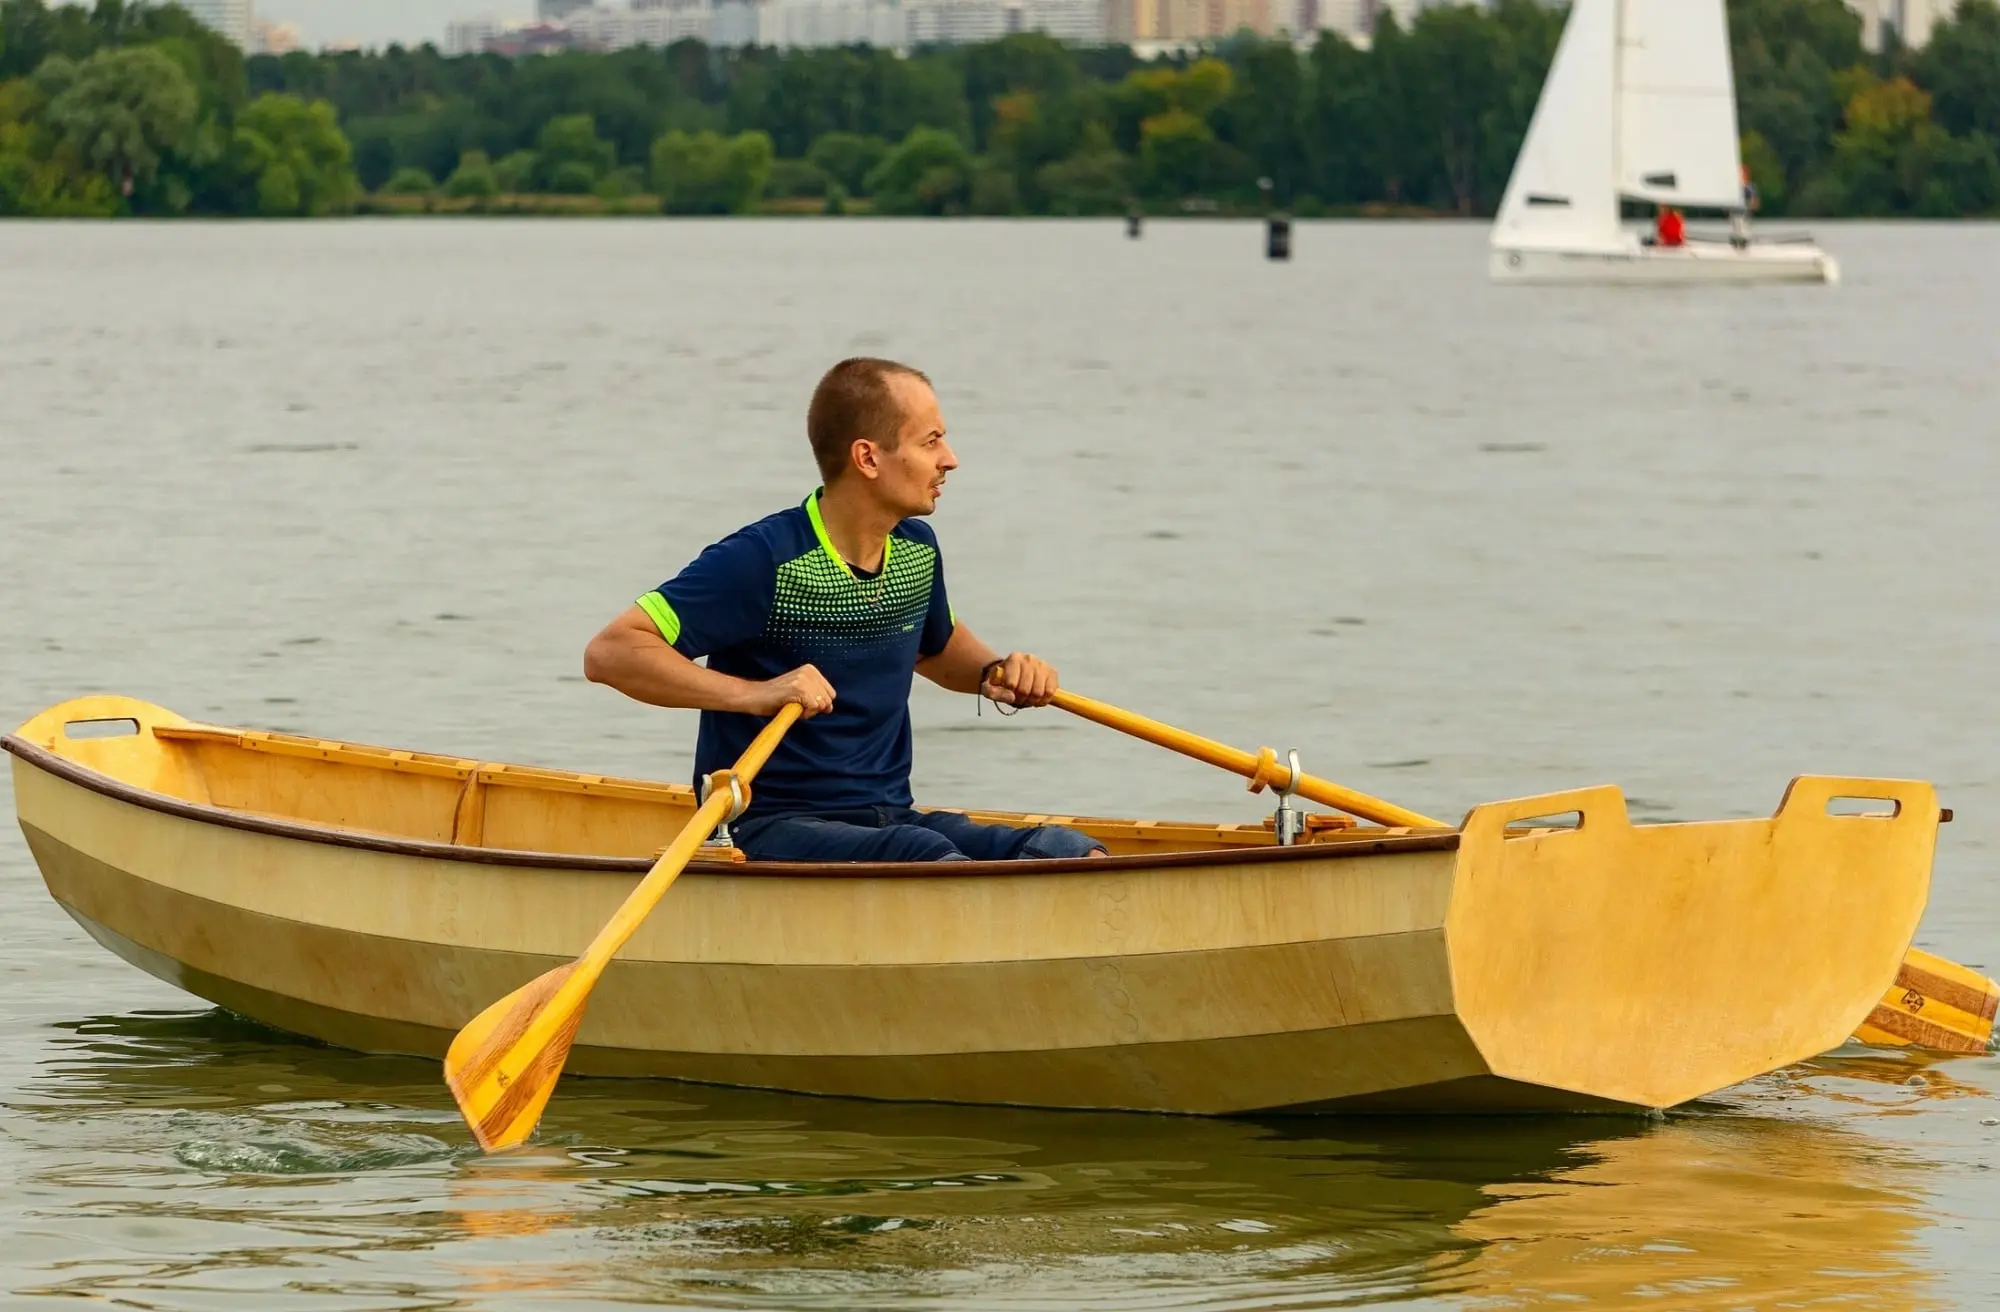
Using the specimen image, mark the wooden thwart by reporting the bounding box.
[443,703,802,1152]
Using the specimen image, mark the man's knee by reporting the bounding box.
[878,825,970,863]
[1020,825,1109,860]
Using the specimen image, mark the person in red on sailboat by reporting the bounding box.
[1655,206,1686,247]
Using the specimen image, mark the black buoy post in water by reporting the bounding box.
[1125,196,1143,239]
[1259,176,1291,262]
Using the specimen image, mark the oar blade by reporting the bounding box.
[1853,947,1998,1055]
[445,962,587,1152]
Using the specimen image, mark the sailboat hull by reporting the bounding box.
[1491,237,1838,286]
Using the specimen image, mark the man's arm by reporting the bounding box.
[915,623,1061,706]
[584,606,835,717]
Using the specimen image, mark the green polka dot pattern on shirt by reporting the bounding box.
[769,537,939,665]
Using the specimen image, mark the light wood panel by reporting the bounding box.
[26,823,1494,1112]
[1448,779,1935,1108]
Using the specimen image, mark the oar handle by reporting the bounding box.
[1047,688,1444,829]
[730,701,802,782]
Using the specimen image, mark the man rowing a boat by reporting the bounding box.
[584,357,1107,864]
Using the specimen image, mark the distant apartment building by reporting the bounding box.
[1845,0,1952,49]
[1123,0,1273,41]
[566,1,714,48]
[253,19,303,53]
[451,0,1113,53]
[180,0,255,48]
[1008,0,1108,42]
[714,0,906,50]
[444,16,512,53]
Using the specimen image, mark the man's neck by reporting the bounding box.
[816,481,899,574]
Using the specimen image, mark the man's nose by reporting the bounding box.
[939,442,958,469]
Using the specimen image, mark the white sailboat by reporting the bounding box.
[1489,0,1838,284]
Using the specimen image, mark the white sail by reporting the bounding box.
[1491,0,1622,252]
[1616,0,1744,209]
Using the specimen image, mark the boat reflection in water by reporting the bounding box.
[17,1008,1951,1310]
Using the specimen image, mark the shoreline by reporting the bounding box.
[345,194,1462,220]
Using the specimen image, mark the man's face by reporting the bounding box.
[866,373,957,517]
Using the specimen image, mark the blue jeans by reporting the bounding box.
[733,805,1107,863]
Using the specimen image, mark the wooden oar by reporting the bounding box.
[1044,686,1443,829]
[1044,683,1997,1056]
[445,702,803,1152]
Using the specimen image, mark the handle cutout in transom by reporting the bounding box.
[63,717,140,740]
[1826,795,1901,818]
[1504,810,1583,834]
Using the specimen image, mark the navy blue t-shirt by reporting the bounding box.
[638,490,955,820]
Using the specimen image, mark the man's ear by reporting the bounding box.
[850,438,881,481]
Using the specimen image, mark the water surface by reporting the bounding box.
[3,219,1998,1308]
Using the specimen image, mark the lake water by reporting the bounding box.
[2,218,1997,1309]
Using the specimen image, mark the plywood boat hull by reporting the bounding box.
[5,697,1947,1115]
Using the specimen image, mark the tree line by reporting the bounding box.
[3,0,1997,218]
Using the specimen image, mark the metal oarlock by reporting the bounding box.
[1272,749,1306,846]
[700,770,751,848]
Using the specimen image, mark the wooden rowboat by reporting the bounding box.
[3,695,1980,1115]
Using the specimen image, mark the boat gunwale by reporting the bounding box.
[3,733,1462,878]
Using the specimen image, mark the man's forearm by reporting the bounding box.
[918,624,1002,695]
[584,632,761,713]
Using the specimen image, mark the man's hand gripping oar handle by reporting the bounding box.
[444,702,803,1152]
[1040,685,1443,830]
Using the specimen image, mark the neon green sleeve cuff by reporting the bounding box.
[636,591,682,645]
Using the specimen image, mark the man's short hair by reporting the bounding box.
[807,357,931,484]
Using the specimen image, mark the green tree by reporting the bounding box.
[968,156,1020,214]
[651,127,773,213]
[1912,0,2000,140]
[38,45,196,199]
[533,112,613,192]
[1035,134,1128,214]
[765,156,829,199]
[547,158,594,193]
[958,32,1078,152]
[1813,72,1996,215]
[1299,33,1374,205]
[1731,0,1862,213]
[1739,129,1789,211]
[594,163,646,200]
[383,164,435,194]
[493,148,535,193]
[0,72,116,215]
[1400,3,1516,213]
[866,126,971,215]
[1138,108,1214,198]
[445,148,498,197]
[806,130,889,195]
[2,0,103,81]
[1217,39,1305,202]
[229,92,357,216]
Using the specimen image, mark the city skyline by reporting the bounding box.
[253,0,537,48]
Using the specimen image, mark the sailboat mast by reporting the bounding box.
[1610,0,1625,222]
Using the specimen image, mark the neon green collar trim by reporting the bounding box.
[804,488,892,576]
